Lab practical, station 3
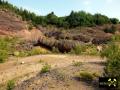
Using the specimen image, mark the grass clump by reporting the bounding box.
[69,44,98,55]
[7,80,15,90]
[77,71,94,81]
[84,45,98,55]
[70,45,86,55]
[112,34,120,42]
[41,63,51,73]
[16,47,50,57]
[72,61,83,66]
[29,47,50,55]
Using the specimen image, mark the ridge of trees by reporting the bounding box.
[0,0,119,28]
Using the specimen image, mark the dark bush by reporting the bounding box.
[104,26,116,34]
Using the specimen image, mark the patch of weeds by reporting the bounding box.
[40,63,51,73]
[0,50,8,63]
[76,71,94,81]
[13,51,20,57]
[112,34,120,42]
[72,61,83,67]
[85,45,98,55]
[93,72,100,77]
[70,45,86,55]
[7,80,15,90]
[29,47,50,55]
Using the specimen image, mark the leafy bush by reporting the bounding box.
[41,63,51,73]
[7,80,15,90]
[101,43,120,89]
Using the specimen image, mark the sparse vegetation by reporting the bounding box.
[0,37,18,63]
[77,71,94,81]
[29,47,50,55]
[70,45,86,55]
[112,34,120,42]
[7,80,15,90]
[41,63,51,73]
[69,44,98,55]
[72,61,83,66]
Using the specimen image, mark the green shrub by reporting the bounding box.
[101,43,120,89]
[0,37,18,63]
[0,50,8,63]
[78,71,94,81]
[7,80,15,90]
[100,43,119,59]
[41,63,51,73]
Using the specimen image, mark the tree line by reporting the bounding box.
[0,0,119,28]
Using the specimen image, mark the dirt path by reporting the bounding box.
[0,54,105,89]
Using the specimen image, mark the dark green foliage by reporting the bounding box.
[104,25,116,34]
[110,18,119,24]
[93,14,111,25]
[0,0,119,28]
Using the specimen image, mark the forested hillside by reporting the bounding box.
[0,0,119,28]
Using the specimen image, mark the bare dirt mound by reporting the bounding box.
[0,9,27,35]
